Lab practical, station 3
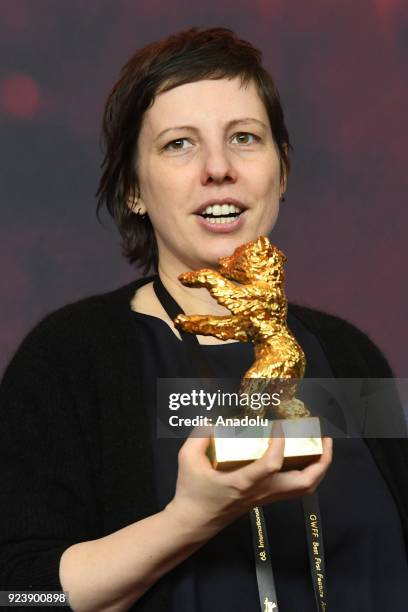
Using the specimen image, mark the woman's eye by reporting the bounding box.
[164,138,192,151]
[232,132,260,145]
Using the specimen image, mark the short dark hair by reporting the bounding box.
[96,27,292,273]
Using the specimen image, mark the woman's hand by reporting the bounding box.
[166,427,333,539]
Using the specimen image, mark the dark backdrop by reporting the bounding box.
[1,0,407,377]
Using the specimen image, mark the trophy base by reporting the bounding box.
[208,417,322,471]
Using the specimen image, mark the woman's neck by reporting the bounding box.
[130,267,236,344]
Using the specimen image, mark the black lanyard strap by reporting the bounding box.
[302,493,328,611]
[250,506,280,611]
[152,274,328,612]
[153,275,213,378]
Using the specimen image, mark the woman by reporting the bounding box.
[0,28,407,612]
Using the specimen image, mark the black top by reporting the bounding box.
[0,276,407,612]
[132,308,408,612]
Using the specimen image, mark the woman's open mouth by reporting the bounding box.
[199,203,244,224]
[194,197,247,234]
[196,204,246,234]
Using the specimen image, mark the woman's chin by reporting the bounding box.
[202,234,256,262]
[190,240,245,269]
[178,231,266,271]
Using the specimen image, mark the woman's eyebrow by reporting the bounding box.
[155,117,267,142]
[227,117,268,130]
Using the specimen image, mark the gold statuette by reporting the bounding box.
[175,236,322,470]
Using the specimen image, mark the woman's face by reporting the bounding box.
[135,77,286,274]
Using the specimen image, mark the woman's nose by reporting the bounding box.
[200,144,238,185]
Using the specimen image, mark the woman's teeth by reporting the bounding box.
[201,203,243,224]
[207,217,237,224]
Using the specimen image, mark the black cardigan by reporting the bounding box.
[0,276,407,611]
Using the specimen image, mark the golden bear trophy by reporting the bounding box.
[174,236,322,471]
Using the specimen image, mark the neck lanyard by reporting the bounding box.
[152,275,328,611]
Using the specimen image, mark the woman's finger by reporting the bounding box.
[257,437,333,502]
[179,427,213,469]
[224,425,286,486]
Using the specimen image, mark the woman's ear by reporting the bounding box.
[280,143,289,200]
[127,189,147,215]
[279,175,287,202]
